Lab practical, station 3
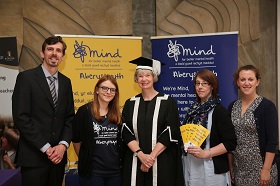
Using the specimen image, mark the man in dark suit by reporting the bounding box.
[12,36,75,186]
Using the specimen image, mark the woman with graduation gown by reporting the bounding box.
[121,57,184,186]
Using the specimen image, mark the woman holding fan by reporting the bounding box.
[182,69,237,186]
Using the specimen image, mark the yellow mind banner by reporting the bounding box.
[57,35,142,165]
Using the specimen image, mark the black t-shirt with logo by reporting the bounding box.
[91,116,120,177]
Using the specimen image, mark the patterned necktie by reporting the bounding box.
[47,76,58,107]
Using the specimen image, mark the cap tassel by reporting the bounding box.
[152,59,161,76]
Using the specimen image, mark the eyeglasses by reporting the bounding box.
[195,82,210,87]
[99,86,116,94]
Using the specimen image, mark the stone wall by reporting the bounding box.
[0,0,277,104]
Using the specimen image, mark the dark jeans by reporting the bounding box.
[79,175,121,186]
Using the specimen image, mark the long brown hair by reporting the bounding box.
[92,74,121,124]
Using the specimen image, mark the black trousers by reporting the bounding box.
[21,162,65,186]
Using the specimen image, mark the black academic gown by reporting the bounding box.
[121,93,184,186]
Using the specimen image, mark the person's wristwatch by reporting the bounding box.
[134,149,142,157]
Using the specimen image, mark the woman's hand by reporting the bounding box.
[140,163,150,172]
[228,152,235,183]
[186,146,210,159]
[259,168,270,186]
[259,152,275,186]
[137,152,155,168]
[229,166,235,183]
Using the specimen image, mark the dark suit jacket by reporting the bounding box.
[12,65,74,167]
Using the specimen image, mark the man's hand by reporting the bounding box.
[48,144,66,164]
[45,147,54,156]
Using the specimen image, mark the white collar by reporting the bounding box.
[6,150,15,157]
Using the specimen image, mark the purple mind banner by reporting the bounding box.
[151,32,238,124]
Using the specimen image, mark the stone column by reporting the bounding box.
[132,0,156,58]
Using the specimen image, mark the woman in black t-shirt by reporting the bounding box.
[72,74,123,186]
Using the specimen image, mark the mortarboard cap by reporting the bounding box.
[129,57,165,76]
